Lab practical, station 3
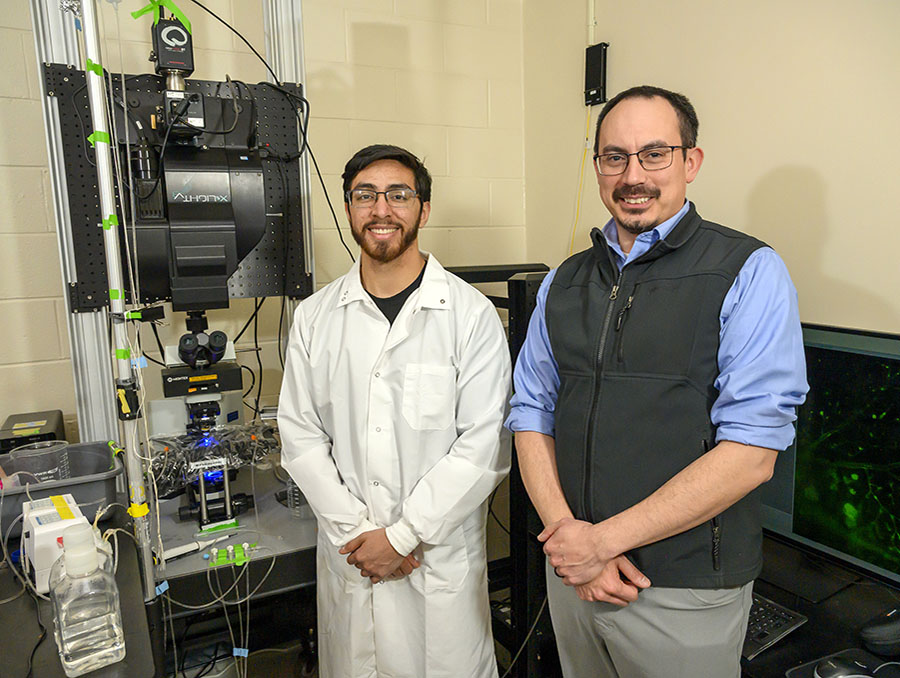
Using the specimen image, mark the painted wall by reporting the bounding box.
[524,0,900,334]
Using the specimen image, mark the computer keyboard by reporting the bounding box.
[742,592,808,660]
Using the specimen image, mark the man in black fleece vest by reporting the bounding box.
[506,86,808,677]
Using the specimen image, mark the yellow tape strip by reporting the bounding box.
[51,495,75,520]
[128,503,150,518]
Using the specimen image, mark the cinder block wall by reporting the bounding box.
[0,0,526,453]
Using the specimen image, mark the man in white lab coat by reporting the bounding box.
[278,144,511,678]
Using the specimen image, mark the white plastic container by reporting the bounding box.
[49,523,125,677]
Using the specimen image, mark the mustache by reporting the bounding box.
[613,185,661,201]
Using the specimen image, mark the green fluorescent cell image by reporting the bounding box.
[793,347,900,576]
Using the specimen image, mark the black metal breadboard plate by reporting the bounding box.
[42,63,312,312]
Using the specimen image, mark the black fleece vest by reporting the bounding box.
[546,205,766,588]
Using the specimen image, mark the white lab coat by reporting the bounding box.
[278,254,511,678]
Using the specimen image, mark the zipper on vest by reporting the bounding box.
[703,438,722,571]
[711,516,722,571]
[582,271,625,522]
[614,295,634,362]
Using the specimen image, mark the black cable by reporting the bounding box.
[274,160,290,369]
[194,643,228,678]
[173,2,353,267]
[278,296,287,370]
[142,351,166,367]
[257,83,353,267]
[233,298,266,344]
[499,596,548,678]
[253,299,263,421]
[242,399,261,415]
[25,587,47,678]
[151,322,168,358]
[185,0,280,84]
[258,83,310,158]
[240,364,256,398]
[134,97,190,201]
[308,142,355,263]
[488,488,510,536]
[231,80,257,148]
[180,76,240,135]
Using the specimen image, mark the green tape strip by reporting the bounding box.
[87,131,110,147]
[109,289,123,300]
[85,58,102,76]
[126,311,142,320]
[131,0,192,34]
[102,214,119,230]
[115,348,131,360]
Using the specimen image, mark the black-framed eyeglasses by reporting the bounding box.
[345,187,419,208]
[593,146,690,176]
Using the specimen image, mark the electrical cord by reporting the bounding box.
[240,364,256,398]
[568,108,593,255]
[488,488,510,536]
[24,586,47,678]
[134,96,192,201]
[180,0,353,264]
[233,298,266,344]
[185,0,279,85]
[180,75,240,135]
[499,595,548,678]
[252,300,263,420]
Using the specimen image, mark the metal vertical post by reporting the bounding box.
[508,272,559,678]
[57,0,157,602]
[263,0,315,300]
[30,0,118,443]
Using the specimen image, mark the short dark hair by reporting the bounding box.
[342,144,432,203]
[593,85,699,155]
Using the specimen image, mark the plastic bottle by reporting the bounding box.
[49,523,126,677]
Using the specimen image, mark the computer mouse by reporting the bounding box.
[814,656,875,678]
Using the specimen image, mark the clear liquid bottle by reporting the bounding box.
[49,523,126,677]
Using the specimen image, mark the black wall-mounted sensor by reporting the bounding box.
[585,42,609,106]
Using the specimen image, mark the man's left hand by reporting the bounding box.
[340,528,405,584]
[539,517,611,586]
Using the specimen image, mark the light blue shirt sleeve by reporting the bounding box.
[712,247,808,450]
[505,269,559,435]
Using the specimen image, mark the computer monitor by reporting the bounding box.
[760,323,900,590]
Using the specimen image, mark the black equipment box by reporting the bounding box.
[0,410,66,454]
[162,362,242,398]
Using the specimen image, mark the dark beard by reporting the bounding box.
[613,184,661,235]
[351,211,421,263]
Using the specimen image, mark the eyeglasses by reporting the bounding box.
[593,146,690,176]
[346,187,418,208]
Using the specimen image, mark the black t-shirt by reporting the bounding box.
[368,264,426,325]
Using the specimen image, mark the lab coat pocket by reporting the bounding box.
[402,363,456,430]
[418,525,470,593]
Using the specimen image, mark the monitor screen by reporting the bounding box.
[760,324,900,587]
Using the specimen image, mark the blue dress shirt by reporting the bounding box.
[506,201,808,451]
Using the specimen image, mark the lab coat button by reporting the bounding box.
[372,481,379,486]
[375,427,381,432]
[440,299,445,304]
[374,372,380,378]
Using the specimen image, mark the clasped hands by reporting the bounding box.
[340,527,419,584]
[539,517,651,606]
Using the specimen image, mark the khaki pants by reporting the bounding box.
[545,560,753,678]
